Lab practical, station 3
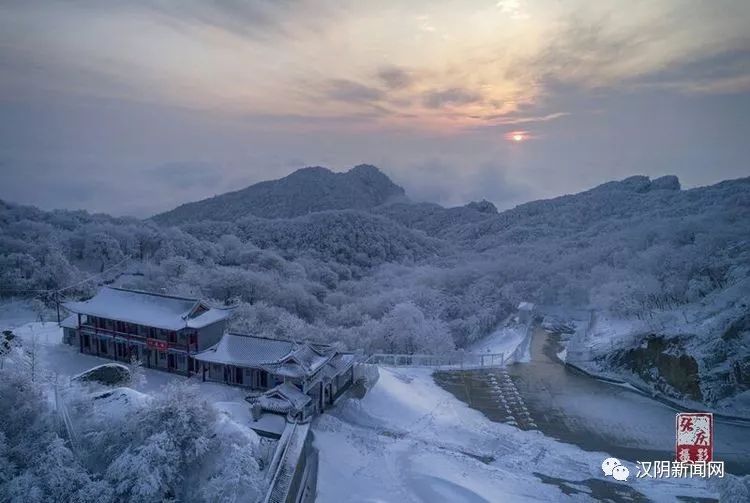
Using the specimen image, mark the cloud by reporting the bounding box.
[2,0,750,218]
[392,159,530,209]
[469,111,569,126]
[422,88,482,109]
[377,66,414,89]
[144,161,224,190]
[496,0,529,21]
[631,48,750,95]
[524,16,657,87]
[322,79,385,104]
[88,0,305,40]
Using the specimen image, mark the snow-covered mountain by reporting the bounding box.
[152,164,406,224]
[2,170,749,414]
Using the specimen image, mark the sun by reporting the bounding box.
[505,131,529,143]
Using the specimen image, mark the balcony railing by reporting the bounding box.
[364,351,505,369]
[78,325,189,351]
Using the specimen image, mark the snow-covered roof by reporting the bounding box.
[194,332,338,378]
[60,314,79,329]
[194,332,296,367]
[328,353,355,374]
[319,353,355,381]
[518,302,535,311]
[260,344,334,378]
[62,287,234,331]
[186,307,232,329]
[246,382,311,414]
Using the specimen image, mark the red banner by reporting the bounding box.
[146,339,168,351]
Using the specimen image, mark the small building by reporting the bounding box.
[193,331,355,420]
[61,287,234,375]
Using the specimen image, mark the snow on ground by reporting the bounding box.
[566,314,643,364]
[314,367,719,502]
[470,319,530,363]
[4,320,246,401]
[89,387,153,417]
[0,299,39,329]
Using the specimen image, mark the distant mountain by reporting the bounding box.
[152,164,406,225]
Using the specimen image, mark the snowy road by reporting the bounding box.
[315,365,718,502]
[506,326,750,475]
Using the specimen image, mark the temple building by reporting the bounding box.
[61,287,234,375]
[60,287,357,422]
[194,332,355,420]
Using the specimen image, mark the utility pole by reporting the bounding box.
[56,290,61,324]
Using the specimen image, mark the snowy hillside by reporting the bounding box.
[179,210,444,266]
[1,170,748,410]
[152,164,406,224]
[565,277,750,416]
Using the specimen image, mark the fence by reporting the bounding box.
[364,351,505,370]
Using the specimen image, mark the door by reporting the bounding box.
[168,353,175,371]
[235,367,243,385]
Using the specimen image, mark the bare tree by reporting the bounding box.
[25,326,39,382]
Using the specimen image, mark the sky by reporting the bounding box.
[0,0,749,217]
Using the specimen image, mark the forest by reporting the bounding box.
[1,172,748,358]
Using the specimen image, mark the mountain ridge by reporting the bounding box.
[152,164,406,225]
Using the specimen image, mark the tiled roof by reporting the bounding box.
[275,382,312,409]
[195,332,340,379]
[62,287,233,331]
[328,352,355,374]
[247,382,311,413]
[194,332,296,367]
[260,343,334,378]
[320,353,355,381]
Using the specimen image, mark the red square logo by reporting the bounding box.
[676,413,713,462]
